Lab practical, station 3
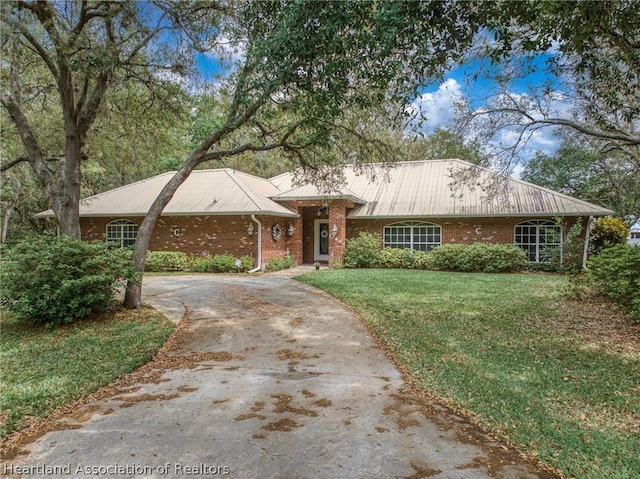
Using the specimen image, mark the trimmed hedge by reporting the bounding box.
[378,248,432,269]
[145,251,190,272]
[265,253,295,272]
[144,251,254,273]
[343,232,527,272]
[429,243,528,273]
[190,254,254,273]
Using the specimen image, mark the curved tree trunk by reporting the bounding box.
[124,161,200,308]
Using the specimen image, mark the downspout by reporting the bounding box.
[582,216,594,269]
[249,214,262,273]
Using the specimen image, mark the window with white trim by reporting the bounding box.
[514,220,562,262]
[106,219,138,248]
[383,221,441,252]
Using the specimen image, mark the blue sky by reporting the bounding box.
[195,48,564,176]
[411,52,565,174]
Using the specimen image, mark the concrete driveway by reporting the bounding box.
[5,273,557,479]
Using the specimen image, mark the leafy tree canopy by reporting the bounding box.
[522,142,640,225]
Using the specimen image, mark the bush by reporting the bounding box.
[0,235,136,326]
[413,250,433,270]
[145,251,190,272]
[526,262,562,273]
[430,243,528,273]
[587,244,640,319]
[239,255,255,271]
[590,217,630,254]
[343,232,381,268]
[190,254,254,273]
[265,253,295,272]
[378,247,415,268]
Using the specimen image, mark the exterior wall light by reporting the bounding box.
[331,224,338,238]
[247,223,254,235]
[288,224,295,236]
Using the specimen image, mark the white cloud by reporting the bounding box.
[407,79,465,134]
[489,127,560,163]
[205,35,245,64]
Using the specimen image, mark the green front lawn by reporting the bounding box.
[0,307,175,439]
[298,269,640,479]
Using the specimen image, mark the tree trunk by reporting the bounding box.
[123,161,201,308]
[54,136,83,239]
[0,201,16,244]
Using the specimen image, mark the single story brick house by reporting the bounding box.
[37,159,613,268]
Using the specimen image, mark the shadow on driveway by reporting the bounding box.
[5,275,559,479]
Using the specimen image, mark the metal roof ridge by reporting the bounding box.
[443,159,614,214]
[224,169,296,214]
[80,170,176,202]
[224,169,266,212]
[508,174,615,213]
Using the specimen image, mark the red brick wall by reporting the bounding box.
[348,216,586,245]
[81,214,588,268]
[81,215,296,269]
[260,217,298,265]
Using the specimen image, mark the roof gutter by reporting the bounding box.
[249,214,262,273]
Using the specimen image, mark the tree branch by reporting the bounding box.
[2,17,60,80]
[0,155,29,172]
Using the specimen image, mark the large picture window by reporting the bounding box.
[106,219,138,248]
[383,221,441,252]
[514,220,562,262]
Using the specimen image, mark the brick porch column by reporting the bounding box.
[286,208,304,265]
[328,200,347,266]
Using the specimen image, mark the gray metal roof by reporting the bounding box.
[36,169,298,218]
[36,159,613,220]
[271,159,614,218]
[271,184,367,204]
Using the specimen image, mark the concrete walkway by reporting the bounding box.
[6,274,557,479]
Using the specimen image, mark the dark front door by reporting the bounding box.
[315,219,329,261]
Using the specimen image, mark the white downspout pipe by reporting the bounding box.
[582,216,594,269]
[249,214,262,273]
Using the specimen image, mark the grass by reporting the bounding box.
[0,306,175,439]
[298,269,640,479]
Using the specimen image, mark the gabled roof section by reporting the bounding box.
[36,169,298,218]
[36,160,614,220]
[270,159,614,218]
[271,184,366,204]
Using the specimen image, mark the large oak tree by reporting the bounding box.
[1,1,492,307]
[1,0,222,237]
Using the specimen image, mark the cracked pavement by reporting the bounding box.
[4,274,558,479]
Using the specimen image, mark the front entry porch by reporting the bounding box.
[286,200,351,265]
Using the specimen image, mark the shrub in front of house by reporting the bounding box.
[343,232,382,268]
[265,253,295,272]
[0,235,136,326]
[590,217,630,254]
[239,255,254,271]
[430,243,528,273]
[145,251,190,272]
[413,250,433,270]
[525,261,562,273]
[378,247,415,269]
[190,254,254,273]
[587,243,640,319]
